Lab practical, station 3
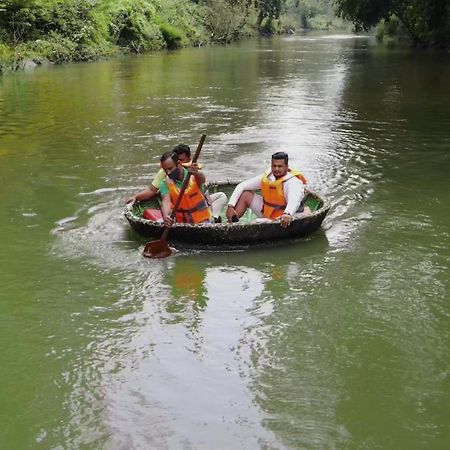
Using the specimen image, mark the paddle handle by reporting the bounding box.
[160,133,207,241]
[160,226,170,241]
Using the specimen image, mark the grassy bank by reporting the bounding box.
[0,0,345,74]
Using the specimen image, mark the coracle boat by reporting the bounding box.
[124,181,330,247]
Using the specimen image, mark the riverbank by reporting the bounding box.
[0,0,346,75]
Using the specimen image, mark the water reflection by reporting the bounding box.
[164,257,208,313]
[48,232,332,449]
[88,257,278,448]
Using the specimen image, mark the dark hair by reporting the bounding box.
[173,144,191,158]
[160,151,178,164]
[272,151,288,164]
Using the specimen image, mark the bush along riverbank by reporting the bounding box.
[0,0,346,74]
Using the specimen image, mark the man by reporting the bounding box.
[127,144,227,222]
[126,144,192,204]
[159,152,212,227]
[226,152,309,228]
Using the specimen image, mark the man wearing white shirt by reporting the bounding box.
[226,152,309,228]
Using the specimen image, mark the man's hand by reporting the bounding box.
[126,196,136,204]
[189,163,206,185]
[187,163,199,174]
[163,215,174,228]
[279,213,292,228]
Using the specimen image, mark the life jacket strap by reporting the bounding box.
[263,200,286,210]
[176,199,209,214]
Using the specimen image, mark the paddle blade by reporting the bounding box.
[143,239,172,258]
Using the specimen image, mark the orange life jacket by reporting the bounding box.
[167,176,212,223]
[261,168,307,219]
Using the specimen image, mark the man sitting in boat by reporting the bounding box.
[226,151,310,228]
[127,144,226,222]
[126,144,193,204]
[160,152,212,227]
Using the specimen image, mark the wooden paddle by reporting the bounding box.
[143,134,207,258]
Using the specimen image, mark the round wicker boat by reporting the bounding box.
[124,181,330,247]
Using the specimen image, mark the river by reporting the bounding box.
[1,33,449,449]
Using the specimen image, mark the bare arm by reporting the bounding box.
[161,193,174,227]
[188,163,206,187]
[127,185,159,204]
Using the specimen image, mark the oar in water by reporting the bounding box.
[143,134,207,258]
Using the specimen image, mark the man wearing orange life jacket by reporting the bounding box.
[126,143,227,222]
[159,152,212,227]
[226,152,309,228]
[126,144,194,204]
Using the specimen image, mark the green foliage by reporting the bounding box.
[26,33,115,62]
[158,21,184,49]
[25,32,77,62]
[0,42,13,72]
[334,0,450,48]
[0,0,107,50]
[0,43,12,58]
[41,0,97,44]
[255,0,285,29]
[0,0,43,44]
[109,0,164,52]
[279,13,297,32]
[203,0,253,43]
[0,0,352,71]
[376,15,399,41]
[154,0,209,46]
[334,0,389,30]
[280,0,343,31]
[260,16,277,34]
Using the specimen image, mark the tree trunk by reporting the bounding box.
[256,10,266,30]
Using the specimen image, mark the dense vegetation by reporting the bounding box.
[0,0,447,73]
[0,0,342,72]
[335,0,449,48]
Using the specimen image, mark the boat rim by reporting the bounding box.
[125,180,330,229]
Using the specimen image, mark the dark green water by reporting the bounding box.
[1,34,449,449]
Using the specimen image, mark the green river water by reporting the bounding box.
[1,34,449,449]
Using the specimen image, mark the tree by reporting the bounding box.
[0,0,41,45]
[284,0,335,29]
[334,0,450,48]
[255,0,285,29]
[203,0,251,43]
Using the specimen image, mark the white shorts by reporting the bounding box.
[249,194,264,218]
[208,191,228,218]
[249,194,305,219]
